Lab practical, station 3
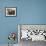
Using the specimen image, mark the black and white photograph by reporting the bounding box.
[6,7,16,16]
[18,25,46,46]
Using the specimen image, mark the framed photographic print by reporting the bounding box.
[18,24,46,42]
[5,7,16,16]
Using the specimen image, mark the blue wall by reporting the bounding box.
[0,0,46,44]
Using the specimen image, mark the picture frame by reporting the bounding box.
[5,7,16,16]
[18,24,46,42]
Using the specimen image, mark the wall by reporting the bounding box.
[0,0,46,44]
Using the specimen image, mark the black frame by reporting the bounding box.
[5,7,17,17]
